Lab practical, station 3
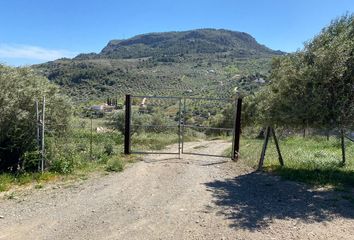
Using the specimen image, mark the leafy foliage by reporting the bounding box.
[0,65,72,172]
[254,14,354,129]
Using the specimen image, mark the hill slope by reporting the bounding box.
[35,29,284,101]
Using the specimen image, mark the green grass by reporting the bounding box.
[238,136,354,188]
[105,156,124,172]
[0,172,58,192]
[131,132,180,151]
[0,122,184,192]
[131,130,199,152]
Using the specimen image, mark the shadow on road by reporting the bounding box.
[144,155,229,166]
[205,171,354,230]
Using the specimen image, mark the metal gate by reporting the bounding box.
[124,95,242,160]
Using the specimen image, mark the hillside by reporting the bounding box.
[35,29,284,101]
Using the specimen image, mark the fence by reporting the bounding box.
[238,126,354,174]
[34,98,124,173]
[124,94,242,159]
[26,95,354,176]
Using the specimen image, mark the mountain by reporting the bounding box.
[35,29,284,101]
[78,29,281,59]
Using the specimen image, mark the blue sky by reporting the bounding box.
[0,0,353,66]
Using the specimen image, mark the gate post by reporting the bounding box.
[232,98,242,160]
[124,94,131,155]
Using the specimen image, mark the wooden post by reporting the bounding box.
[271,127,284,166]
[124,95,131,155]
[258,126,270,170]
[41,96,45,173]
[232,98,242,160]
[341,129,346,165]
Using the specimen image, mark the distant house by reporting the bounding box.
[91,105,104,111]
[140,98,147,108]
[90,104,115,113]
[254,78,266,84]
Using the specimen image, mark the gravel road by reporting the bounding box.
[1,140,354,240]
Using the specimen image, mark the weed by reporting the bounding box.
[34,184,43,189]
[105,156,124,172]
[238,136,354,187]
[0,174,12,192]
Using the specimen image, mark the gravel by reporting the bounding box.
[0,140,353,240]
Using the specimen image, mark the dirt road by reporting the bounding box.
[1,140,354,240]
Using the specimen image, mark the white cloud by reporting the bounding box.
[0,43,77,62]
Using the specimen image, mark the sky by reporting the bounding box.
[0,0,353,66]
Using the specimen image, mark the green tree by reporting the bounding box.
[0,65,72,172]
[256,14,354,130]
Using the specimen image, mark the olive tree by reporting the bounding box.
[0,65,72,172]
[256,14,354,130]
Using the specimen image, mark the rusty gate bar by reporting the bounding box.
[232,98,242,160]
[131,124,179,128]
[184,96,233,101]
[183,125,233,131]
[131,95,182,100]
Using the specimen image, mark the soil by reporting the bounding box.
[1,140,354,240]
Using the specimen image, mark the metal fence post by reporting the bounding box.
[181,97,186,154]
[341,129,346,165]
[35,100,40,146]
[124,94,131,155]
[35,100,41,171]
[232,98,242,160]
[178,97,182,158]
[90,114,93,159]
[41,96,45,173]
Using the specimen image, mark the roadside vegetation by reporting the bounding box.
[1,14,353,193]
[237,135,354,188]
[238,14,354,188]
[35,29,278,101]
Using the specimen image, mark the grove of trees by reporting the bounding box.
[251,14,354,131]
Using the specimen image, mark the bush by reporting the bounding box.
[104,144,114,155]
[50,157,75,174]
[22,150,42,172]
[45,137,78,174]
[105,157,124,172]
[0,65,72,172]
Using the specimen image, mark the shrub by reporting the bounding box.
[0,65,72,172]
[105,157,124,172]
[22,150,42,172]
[104,144,114,156]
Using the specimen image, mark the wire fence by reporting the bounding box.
[36,99,124,173]
[238,126,354,172]
[127,95,238,157]
[32,95,353,175]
